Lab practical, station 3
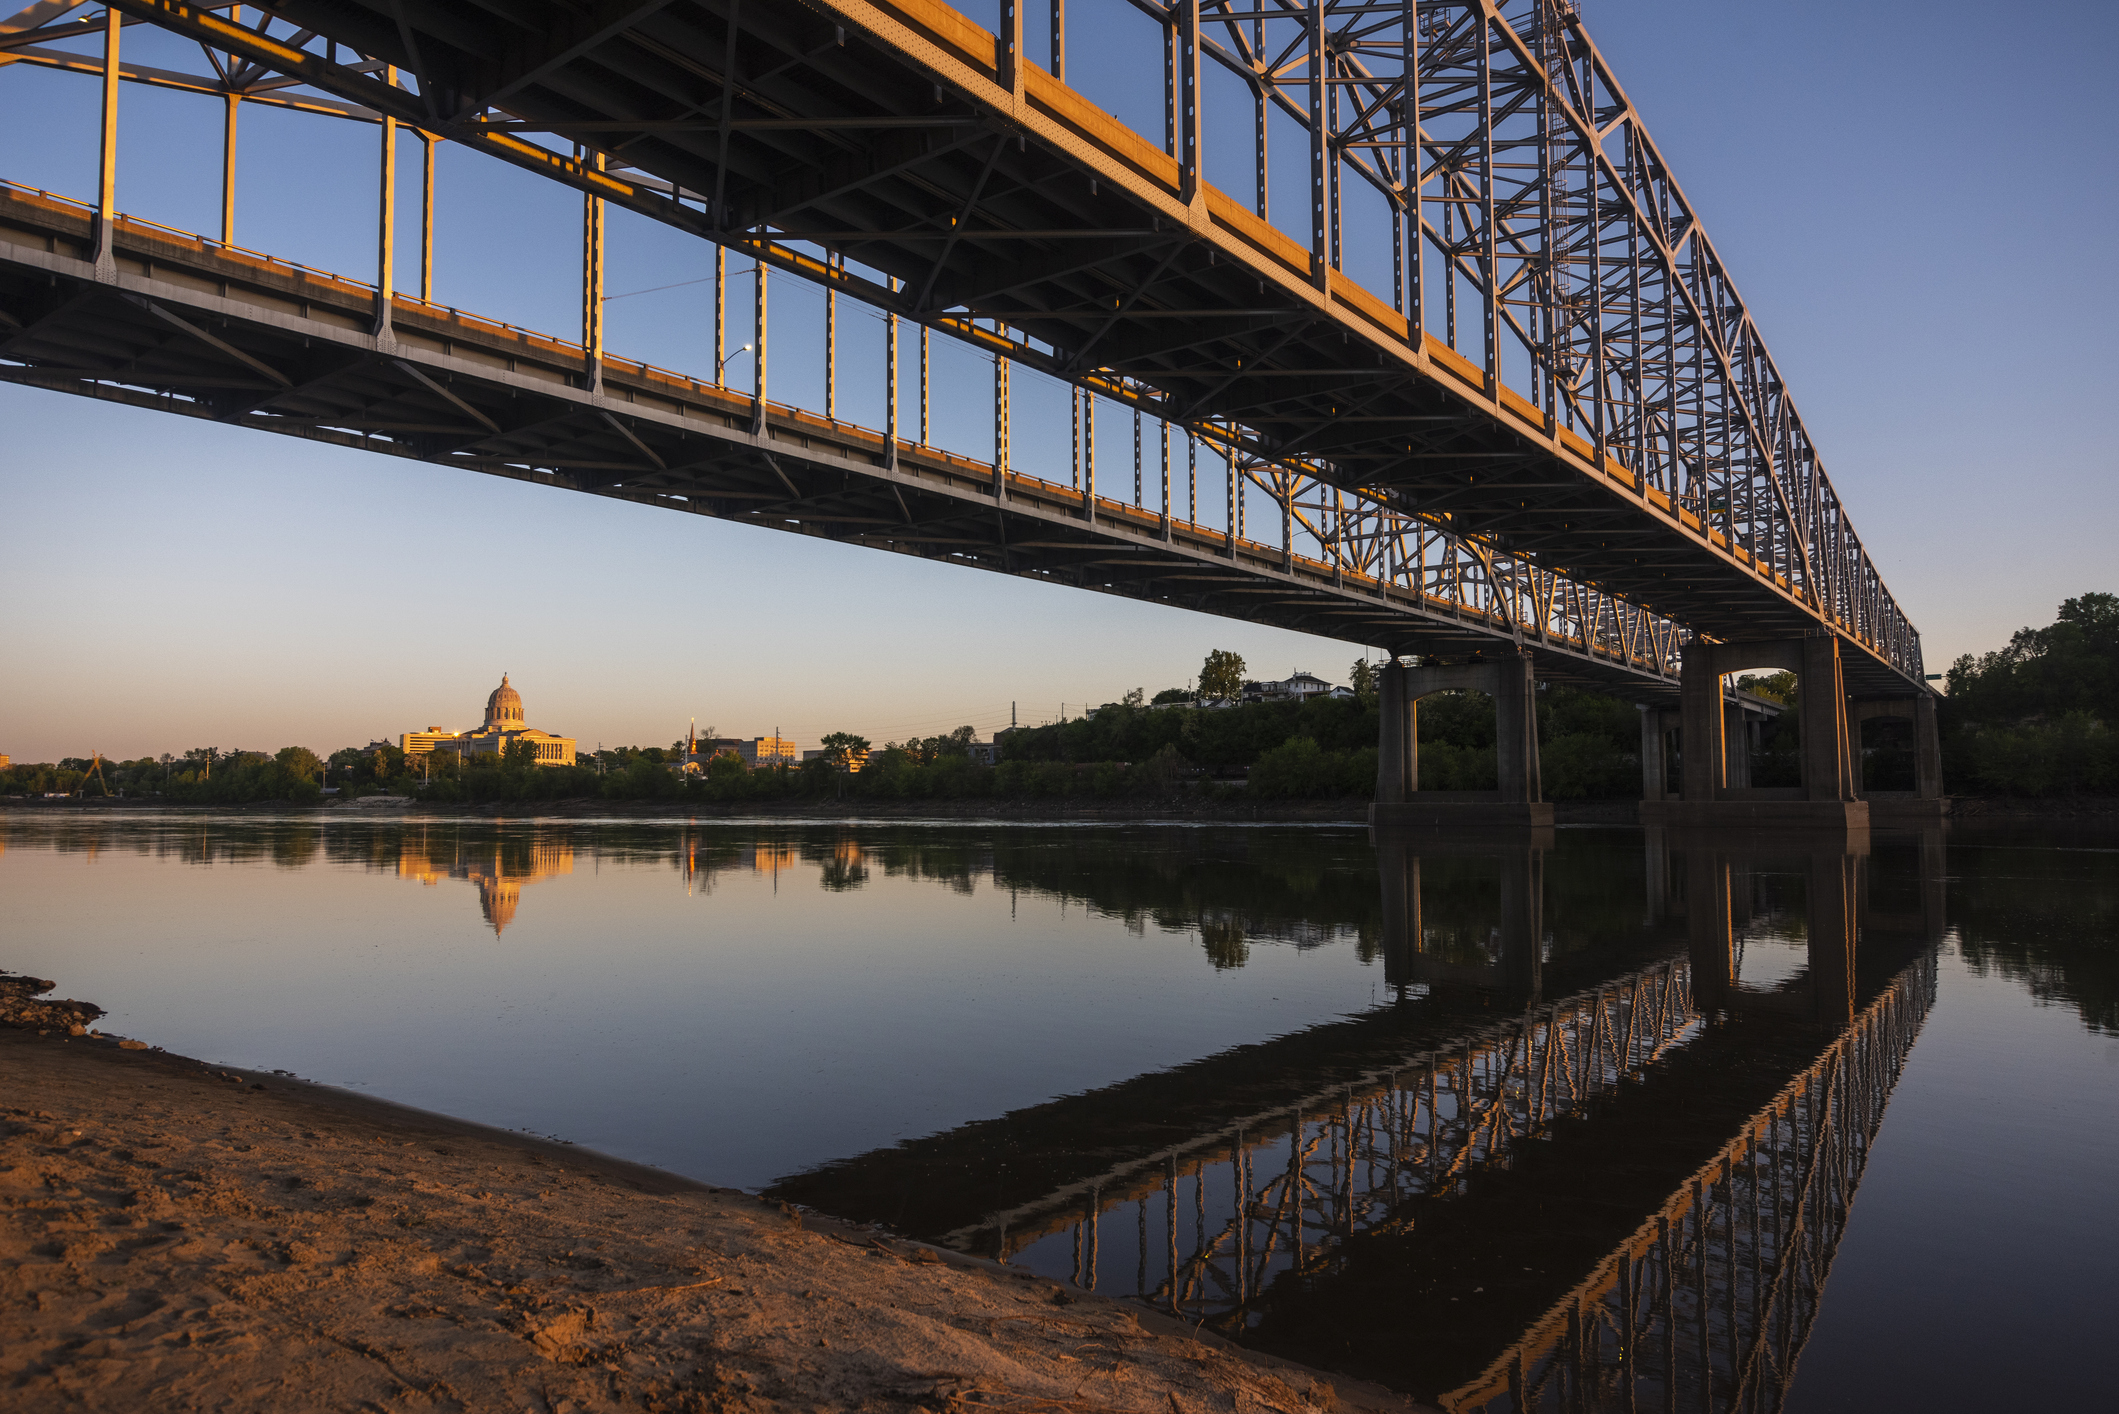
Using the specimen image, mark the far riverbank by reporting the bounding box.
[8,794,2115,823]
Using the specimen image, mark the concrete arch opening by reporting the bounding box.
[1370,653,1552,829]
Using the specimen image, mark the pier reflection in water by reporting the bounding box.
[3,812,2111,1411]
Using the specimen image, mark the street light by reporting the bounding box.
[718,343,753,380]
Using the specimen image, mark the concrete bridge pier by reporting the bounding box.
[1642,636,1871,831]
[1370,652,1554,828]
[1851,694,1948,823]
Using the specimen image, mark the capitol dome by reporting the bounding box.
[484,673,525,730]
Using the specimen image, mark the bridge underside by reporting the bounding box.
[87,0,1926,697]
[0,187,1684,696]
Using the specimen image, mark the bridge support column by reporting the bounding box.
[1723,700,1753,789]
[1375,658,1413,805]
[1370,650,1552,829]
[1644,636,1869,831]
[1678,648,1726,803]
[1915,692,1942,799]
[1638,705,1675,802]
[1800,635,1855,803]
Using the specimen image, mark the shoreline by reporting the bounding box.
[2,974,1423,1412]
[13,795,1630,825]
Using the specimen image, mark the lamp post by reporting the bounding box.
[717,343,752,380]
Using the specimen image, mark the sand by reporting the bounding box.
[0,977,1419,1413]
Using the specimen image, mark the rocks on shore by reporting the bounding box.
[0,972,103,1035]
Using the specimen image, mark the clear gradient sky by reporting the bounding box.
[2,0,2112,763]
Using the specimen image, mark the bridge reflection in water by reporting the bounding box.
[773,828,1944,1411]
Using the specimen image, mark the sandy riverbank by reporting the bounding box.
[0,976,1419,1414]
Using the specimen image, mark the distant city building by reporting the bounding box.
[402,727,462,757]
[967,739,1002,766]
[737,735,798,768]
[0,753,10,770]
[676,732,802,773]
[400,675,577,767]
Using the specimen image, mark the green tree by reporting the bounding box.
[1349,656,1378,704]
[1200,649,1246,703]
[1941,592,2119,796]
[893,726,973,765]
[819,731,871,772]
[1735,671,1795,704]
[1948,591,2119,725]
[1122,687,1145,708]
[274,746,322,782]
[1151,687,1192,705]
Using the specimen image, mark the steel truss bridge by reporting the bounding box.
[0,0,1924,693]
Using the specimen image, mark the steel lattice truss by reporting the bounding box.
[957,951,1932,1413]
[949,956,1703,1274]
[2,0,1923,690]
[1240,0,1895,638]
[1449,953,1935,1413]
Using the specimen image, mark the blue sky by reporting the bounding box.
[2,1,2111,762]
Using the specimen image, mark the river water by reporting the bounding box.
[3,811,2112,1411]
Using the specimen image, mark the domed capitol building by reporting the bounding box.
[400,674,577,767]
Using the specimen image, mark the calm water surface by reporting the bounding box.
[3,811,2112,1411]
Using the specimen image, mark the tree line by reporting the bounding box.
[1,747,325,803]
[1942,592,2118,795]
[27,596,2104,808]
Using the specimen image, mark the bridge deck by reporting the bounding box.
[82,0,1925,695]
[0,181,1695,694]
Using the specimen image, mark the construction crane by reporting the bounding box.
[76,752,109,798]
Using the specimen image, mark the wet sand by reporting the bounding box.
[1,978,1420,1413]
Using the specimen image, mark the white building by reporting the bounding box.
[1242,670,1338,704]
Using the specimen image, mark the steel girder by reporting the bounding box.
[20,0,1920,692]
[0,180,1688,691]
